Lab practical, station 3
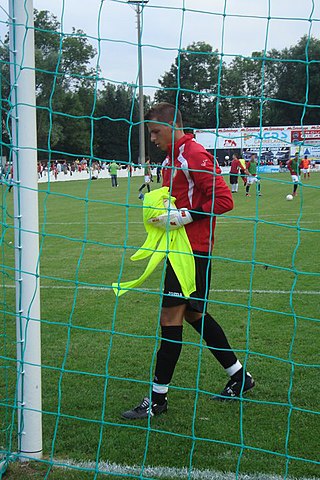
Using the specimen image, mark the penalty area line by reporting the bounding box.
[57,459,320,480]
[3,285,320,295]
[2,285,320,295]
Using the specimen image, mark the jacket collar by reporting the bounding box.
[167,134,194,158]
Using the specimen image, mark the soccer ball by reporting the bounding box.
[286,194,293,201]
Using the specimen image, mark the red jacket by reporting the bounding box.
[162,134,233,253]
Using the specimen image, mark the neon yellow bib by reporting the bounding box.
[112,187,196,298]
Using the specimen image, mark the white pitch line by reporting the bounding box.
[3,285,320,295]
[210,288,320,295]
[40,221,154,225]
[57,459,320,480]
[41,219,319,225]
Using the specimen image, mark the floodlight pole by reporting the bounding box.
[8,0,42,460]
[128,0,149,165]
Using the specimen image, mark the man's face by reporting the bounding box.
[147,120,174,151]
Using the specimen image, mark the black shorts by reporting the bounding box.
[161,252,211,313]
[230,174,238,185]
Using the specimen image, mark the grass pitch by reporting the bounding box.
[1,172,319,479]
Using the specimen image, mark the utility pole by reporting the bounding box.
[128,0,149,165]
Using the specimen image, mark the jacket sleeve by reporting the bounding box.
[201,175,234,215]
[189,152,234,215]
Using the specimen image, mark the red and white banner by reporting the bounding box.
[291,128,320,145]
[195,125,320,159]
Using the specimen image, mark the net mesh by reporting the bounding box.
[0,1,319,479]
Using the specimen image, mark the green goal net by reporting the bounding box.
[0,1,319,479]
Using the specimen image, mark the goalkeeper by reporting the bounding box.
[122,102,255,419]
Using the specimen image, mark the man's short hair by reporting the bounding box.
[145,102,183,127]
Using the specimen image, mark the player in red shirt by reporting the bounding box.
[122,103,255,420]
[229,153,242,193]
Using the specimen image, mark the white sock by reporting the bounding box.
[152,383,169,394]
[225,360,242,377]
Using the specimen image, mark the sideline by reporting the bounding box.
[57,458,320,480]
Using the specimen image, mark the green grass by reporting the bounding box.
[1,173,320,479]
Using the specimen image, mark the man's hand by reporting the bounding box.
[148,207,193,230]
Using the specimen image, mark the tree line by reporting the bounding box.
[1,10,319,164]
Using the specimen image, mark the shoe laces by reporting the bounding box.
[225,382,237,395]
[136,397,151,412]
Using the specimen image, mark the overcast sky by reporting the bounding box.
[2,0,320,97]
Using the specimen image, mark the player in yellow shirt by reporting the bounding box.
[239,156,247,186]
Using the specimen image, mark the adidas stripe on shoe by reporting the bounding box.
[121,397,167,420]
[211,373,255,401]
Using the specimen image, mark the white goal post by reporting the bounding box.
[8,0,42,460]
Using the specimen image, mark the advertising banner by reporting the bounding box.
[195,125,320,160]
[291,128,320,145]
[243,146,290,163]
[195,127,292,150]
[290,128,320,159]
[257,165,280,173]
[241,128,291,148]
